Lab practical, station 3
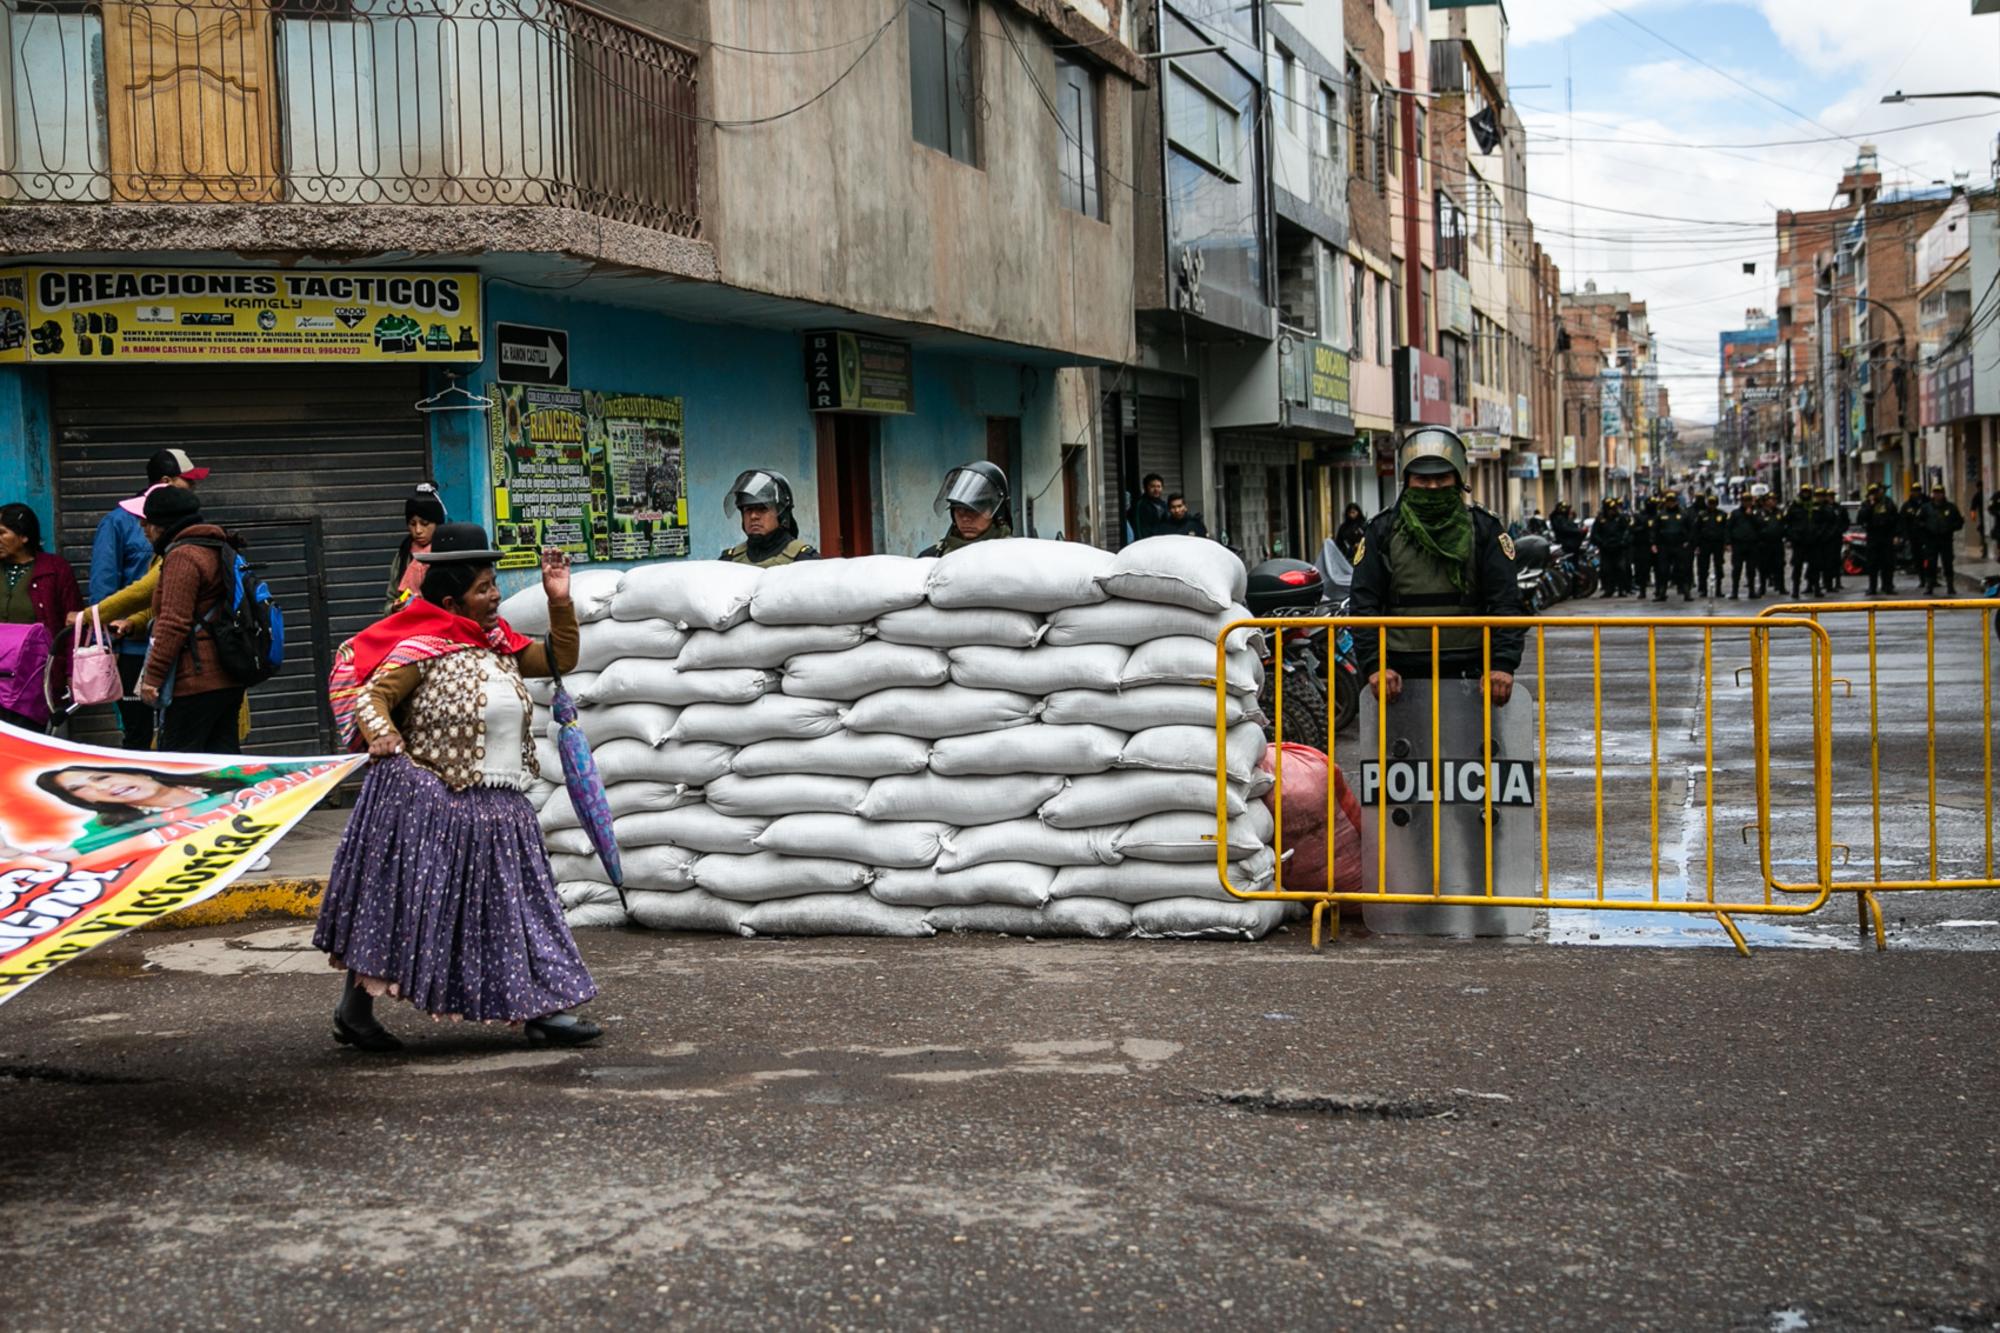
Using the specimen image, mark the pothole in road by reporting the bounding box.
[1203,1088,1464,1120]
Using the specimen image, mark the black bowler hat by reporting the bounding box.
[413,522,504,564]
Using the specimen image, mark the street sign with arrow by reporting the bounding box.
[496,322,568,386]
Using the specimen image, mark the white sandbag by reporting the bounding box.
[526,778,559,811]
[575,617,687,672]
[869,861,1055,909]
[556,879,623,910]
[782,641,951,701]
[1039,772,1246,829]
[547,850,610,880]
[1050,847,1277,904]
[926,897,1134,938]
[842,685,1039,739]
[675,695,844,745]
[946,644,1130,695]
[689,852,875,902]
[612,805,768,855]
[677,622,866,671]
[703,773,868,818]
[926,540,1114,614]
[755,814,950,868]
[501,567,623,634]
[523,672,598,708]
[1044,599,1257,649]
[575,702,682,748]
[588,660,772,708]
[935,819,1123,871]
[1113,808,1269,863]
[1095,535,1248,614]
[538,779,691,833]
[1117,722,1268,783]
[873,604,1044,650]
[750,555,934,625]
[1120,636,1263,695]
[741,894,935,939]
[857,771,1063,825]
[592,739,736,787]
[614,560,760,630]
[928,724,1126,777]
[733,731,931,779]
[1043,685,1256,731]
[626,888,753,935]
[1131,897,1288,940]
[564,900,630,929]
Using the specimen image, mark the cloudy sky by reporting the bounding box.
[1505,0,2000,422]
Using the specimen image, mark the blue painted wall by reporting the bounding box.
[0,368,54,534]
[460,283,1068,595]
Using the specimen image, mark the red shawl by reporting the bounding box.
[329,600,533,750]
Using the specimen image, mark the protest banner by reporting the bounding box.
[0,722,360,1007]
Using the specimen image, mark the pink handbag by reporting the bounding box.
[68,606,123,710]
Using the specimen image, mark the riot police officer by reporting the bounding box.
[920,460,1013,557]
[720,468,820,566]
[1814,487,1847,592]
[1595,497,1632,596]
[1899,483,1935,593]
[1727,492,1764,599]
[1694,492,1728,597]
[1755,489,1787,594]
[1859,482,1900,595]
[1349,426,1524,706]
[1631,495,1657,600]
[1651,490,1693,601]
[1784,490,1817,597]
[1927,484,1964,594]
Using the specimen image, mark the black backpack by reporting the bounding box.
[167,537,286,686]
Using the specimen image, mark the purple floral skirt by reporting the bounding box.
[313,756,597,1022]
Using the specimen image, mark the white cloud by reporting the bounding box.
[1510,0,1658,48]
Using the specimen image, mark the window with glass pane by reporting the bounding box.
[1318,82,1339,165]
[1056,57,1101,219]
[1350,264,1365,358]
[1169,67,1238,177]
[909,0,978,164]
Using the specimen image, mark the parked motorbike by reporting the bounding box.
[1244,557,1346,749]
[1566,544,1601,599]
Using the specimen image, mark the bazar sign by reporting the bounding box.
[0,266,481,363]
[1307,340,1351,417]
[805,329,913,414]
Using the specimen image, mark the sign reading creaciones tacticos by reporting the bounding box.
[0,267,482,362]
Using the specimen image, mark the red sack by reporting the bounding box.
[1258,743,1362,893]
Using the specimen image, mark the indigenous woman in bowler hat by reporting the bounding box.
[316,523,599,1051]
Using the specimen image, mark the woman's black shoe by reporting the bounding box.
[525,1013,602,1046]
[333,1012,404,1053]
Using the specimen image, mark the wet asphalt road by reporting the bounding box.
[4,588,1997,1331]
[3,923,1997,1331]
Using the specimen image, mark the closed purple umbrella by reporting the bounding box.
[547,647,624,911]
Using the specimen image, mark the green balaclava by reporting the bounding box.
[1397,483,1475,593]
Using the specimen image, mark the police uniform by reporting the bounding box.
[1631,498,1656,599]
[1927,491,1964,593]
[1783,494,1816,597]
[1348,426,1525,685]
[721,467,818,567]
[1595,502,1632,596]
[1726,499,1764,598]
[1694,497,1728,597]
[920,460,1014,559]
[1756,497,1787,591]
[1860,488,1900,594]
[1813,490,1846,591]
[1651,496,1692,601]
[1899,488,1934,591]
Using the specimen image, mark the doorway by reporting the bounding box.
[816,414,878,555]
[986,416,1023,533]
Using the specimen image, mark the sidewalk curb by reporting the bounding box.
[142,878,327,931]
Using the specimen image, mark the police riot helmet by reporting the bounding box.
[726,469,798,537]
[934,460,1009,518]
[1750,482,1771,499]
[1398,425,1469,488]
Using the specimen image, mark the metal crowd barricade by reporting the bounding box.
[1750,599,2000,947]
[1212,614,1838,956]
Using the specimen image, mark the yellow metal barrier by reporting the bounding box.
[1214,614,1838,956]
[1751,600,2000,934]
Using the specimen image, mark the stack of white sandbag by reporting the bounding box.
[503,536,1284,941]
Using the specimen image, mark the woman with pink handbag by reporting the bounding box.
[0,503,81,731]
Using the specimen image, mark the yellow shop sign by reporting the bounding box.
[0,267,482,364]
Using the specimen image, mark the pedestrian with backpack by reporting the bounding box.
[134,487,256,752]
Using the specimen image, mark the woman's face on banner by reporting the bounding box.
[56,769,179,810]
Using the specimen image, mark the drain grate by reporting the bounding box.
[1203,1088,1462,1120]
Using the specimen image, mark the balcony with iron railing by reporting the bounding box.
[0,0,698,237]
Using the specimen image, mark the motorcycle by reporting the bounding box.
[1565,544,1601,599]
[1244,557,1360,750]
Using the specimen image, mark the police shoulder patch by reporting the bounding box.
[1498,532,1517,560]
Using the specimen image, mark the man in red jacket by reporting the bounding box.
[135,486,242,754]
